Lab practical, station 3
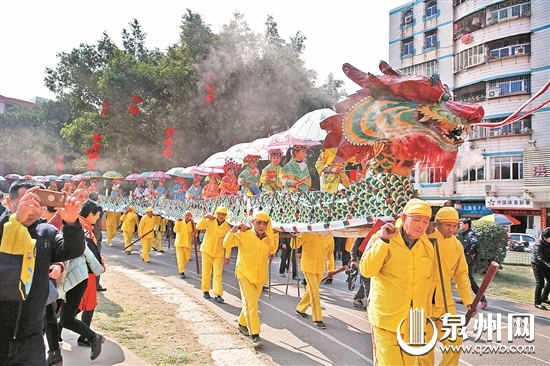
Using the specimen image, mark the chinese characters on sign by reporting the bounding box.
[459,203,493,215]
[532,164,547,177]
[485,196,533,209]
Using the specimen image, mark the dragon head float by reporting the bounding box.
[322,61,484,181]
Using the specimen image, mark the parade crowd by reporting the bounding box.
[1,145,550,366]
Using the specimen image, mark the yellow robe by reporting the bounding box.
[315,148,350,193]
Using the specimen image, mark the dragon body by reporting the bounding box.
[99,62,484,232]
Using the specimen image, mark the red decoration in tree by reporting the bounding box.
[165,127,175,137]
[101,107,108,116]
[163,137,174,147]
[131,95,143,104]
[128,105,140,115]
[56,154,63,174]
[205,72,216,82]
[205,84,216,93]
[85,148,93,155]
[89,152,100,160]
[87,158,95,170]
[162,147,173,158]
[102,100,112,107]
[92,143,101,151]
[92,134,103,142]
[205,93,215,104]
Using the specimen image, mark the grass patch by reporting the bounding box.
[474,265,534,303]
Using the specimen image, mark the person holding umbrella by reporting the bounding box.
[281,146,311,193]
[202,173,221,199]
[219,160,241,196]
[260,149,284,193]
[238,154,262,196]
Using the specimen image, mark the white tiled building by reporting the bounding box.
[388,0,549,233]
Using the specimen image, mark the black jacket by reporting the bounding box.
[0,212,85,340]
[531,236,550,271]
[461,229,480,256]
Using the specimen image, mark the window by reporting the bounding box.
[487,0,531,24]
[403,10,413,25]
[453,82,485,102]
[426,1,437,17]
[457,163,485,182]
[402,37,414,56]
[419,166,447,183]
[453,45,486,72]
[401,60,438,76]
[489,35,531,59]
[489,75,530,96]
[470,116,532,139]
[425,30,437,49]
[491,156,523,180]
[453,9,485,40]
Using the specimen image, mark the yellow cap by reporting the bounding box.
[215,207,228,215]
[403,198,432,217]
[128,205,135,211]
[146,207,153,213]
[253,211,270,222]
[435,207,459,222]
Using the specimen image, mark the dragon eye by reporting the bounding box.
[441,93,451,102]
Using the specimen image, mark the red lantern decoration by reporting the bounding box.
[84,148,93,155]
[163,137,174,147]
[92,143,101,151]
[131,95,143,104]
[205,84,217,93]
[102,100,112,107]
[101,107,108,116]
[165,127,175,137]
[89,151,100,160]
[162,148,173,158]
[205,93,215,104]
[128,105,140,115]
[205,72,216,82]
[92,134,102,142]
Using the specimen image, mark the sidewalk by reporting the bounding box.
[50,329,149,366]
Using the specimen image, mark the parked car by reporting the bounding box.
[508,233,537,252]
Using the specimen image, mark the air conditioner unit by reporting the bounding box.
[516,47,525,54]
[488,89,501,98]
[484,184,497,193]
[404,15,413,24]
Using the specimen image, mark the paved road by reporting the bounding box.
[102,234,550,366]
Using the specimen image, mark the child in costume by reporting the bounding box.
[202,173,221,199]
[238,155,262,195]
[315,148,350,193]
[143,180,157,201]
[109,179,121,198]
[155,179,168,199]
[186,175,203,200]
[88,179,99,193]
[219,159,241,196]
[281,145,311,193]
[172,177,187,201]
[260,149,283,192]
[133,180,145,200]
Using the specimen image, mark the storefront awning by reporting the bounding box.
[426,200,450,207]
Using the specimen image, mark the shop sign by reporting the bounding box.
[485,196,533,209]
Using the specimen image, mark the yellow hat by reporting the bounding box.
[215,206,228,215]
[253,211,270,222]
[128,205,135,211]
[435,207,459,222]
[146,207,153,213]
[402,198,432,217]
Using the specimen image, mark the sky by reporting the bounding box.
[0,0,406,102]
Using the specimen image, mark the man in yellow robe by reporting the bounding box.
[105,211,121,247]
[138,207,156,263]
[360,198,435,366]
[174,211,196,279]
[223,212,278,347]
[294,232,334,329]
[120,206,139,255]
[197,207,232,303]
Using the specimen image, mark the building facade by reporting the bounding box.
[388,0,549,234]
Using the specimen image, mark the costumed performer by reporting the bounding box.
[260,148,283,192]
[294,232,334,329]
[132,180,145,200]
[196,206,232,303]
[88,179,99,193]
[48,181,59,191]
[152,213,168,252]
[359,198,435,366]
[155,179,168,199]
[238,154,262,196]
[109,179,121,198]
[186,175,203,200]
[120,205,139,255]
[105,210,121,246]
[143,180,157,201]
[281,145,311,193]
[223,211,278,348]
[172,177,187,201]
[138,207,156,264]
[202,173,221,199]
[315,148,350,193]
[174,211,196,279]
[420,207,475,366]
[219,159,241,196]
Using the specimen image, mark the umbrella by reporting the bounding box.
[267,130,321,150]
[201,151,239,168]
[243,137,273,155]
[23,174,34,179]
[43,175,58,181]
[125,173,143,181]
[139,171,153,180]
[224,143,255,160]
[148,171,172,180]
[82,171,101,179]
[288,108,335,141]
[57,173,73,180]
[479,214,521,226]
[102,171,124,179]
[191,165,224,175]
[33,175,45,182]
[166,167,195,179]
[5,174,22,180]
[0,176,5,181]
[71,174,83,181]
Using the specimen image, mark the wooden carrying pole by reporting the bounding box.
[123,229,154,251]
[465,261,499,324]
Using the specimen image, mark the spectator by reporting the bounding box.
[531,227,550,310]
[88,191,106,292]
[0,179,85,365]
[459,218,488,309]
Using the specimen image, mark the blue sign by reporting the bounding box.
[459,203,493,215]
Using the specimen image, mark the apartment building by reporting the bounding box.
[388,0,549,233]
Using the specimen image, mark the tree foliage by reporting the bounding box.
[459,220,508,273]
[2,10,345,176]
